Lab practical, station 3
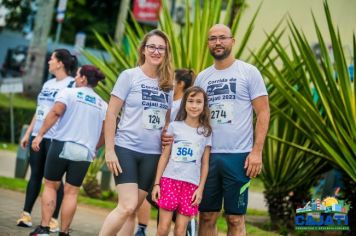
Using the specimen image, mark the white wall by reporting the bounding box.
[236,0,356,60]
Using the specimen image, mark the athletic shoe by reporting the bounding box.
[49,218,59,232]
[17,212,32,227]
[58,232,70,236]
[134,227,146,236]
[29,225,50,236]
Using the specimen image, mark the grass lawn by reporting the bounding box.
[0,142,18,152]
[0,93,36,109]
[0,176,276,235]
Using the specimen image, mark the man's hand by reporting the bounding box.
[244,150,262,178]
[105,149,122,176]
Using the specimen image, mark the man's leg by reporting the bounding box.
[225,215,246,236]
[198,212,220,236]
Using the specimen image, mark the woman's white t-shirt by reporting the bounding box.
[170,99,182,122]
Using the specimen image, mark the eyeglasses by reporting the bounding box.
[207,35,233,44]
[145,44,166,54]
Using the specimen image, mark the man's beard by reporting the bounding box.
[210,46,232,60]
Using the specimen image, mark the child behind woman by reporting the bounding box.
[152,86,212,236]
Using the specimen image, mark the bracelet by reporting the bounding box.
[153,183,160,187]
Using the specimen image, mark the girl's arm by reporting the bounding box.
[105,96,124,176]
[192,145,211,206]
[152,143,172,202]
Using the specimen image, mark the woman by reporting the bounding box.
[29,65,107,236]
[99,29,174,236]
[17,49,77,232]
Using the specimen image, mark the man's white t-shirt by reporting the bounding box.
[53,87,107,158]
[194,60,268,153]
[162,121,212,186]
[170,99,182,122]
[32,77,75,138]
[112,67,173,154]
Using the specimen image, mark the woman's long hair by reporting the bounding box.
[137,29,173,92]
[175,86,212,137]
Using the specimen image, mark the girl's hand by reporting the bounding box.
[105,149,122,176]
[191,187,203,206]
[31,136,43,152]
[151,185,160,202]
[20,134,30,149]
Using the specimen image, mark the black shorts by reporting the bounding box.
[199,153,250,215]
[44,140,90,187]
[113,146,160,192]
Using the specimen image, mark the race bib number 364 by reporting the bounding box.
[171,140,200,162]
[142,107,166,129]
[210,102,233,125]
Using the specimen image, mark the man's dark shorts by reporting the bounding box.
[199,152,250,215]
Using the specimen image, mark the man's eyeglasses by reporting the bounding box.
[207,35,233,44]
[145,44,166,54]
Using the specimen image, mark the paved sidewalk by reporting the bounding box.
[0,150,268,235]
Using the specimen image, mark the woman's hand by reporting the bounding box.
[105,149,122,176]
[31,135,43,152]
[20,134,30,149]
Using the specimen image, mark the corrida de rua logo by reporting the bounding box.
[295,197,349,231]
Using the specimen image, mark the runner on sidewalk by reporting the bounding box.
[17,49,77,233]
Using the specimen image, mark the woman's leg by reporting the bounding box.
[60,183,80,233]
[40,179,61,226]
[157,208,174,236]
[134,199,152,235]
[118,189,148,236]
[99,183,139,236]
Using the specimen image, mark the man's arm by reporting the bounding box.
[245,95,270,178]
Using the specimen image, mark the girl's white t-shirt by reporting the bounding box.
[162,121,212,186]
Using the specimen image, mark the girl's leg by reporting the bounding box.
[157,208,174,236]
[174,214,192,236]
[40,179,61,226]
[60,183,80,233]
[99,183,139,236]
[117,189,148,236]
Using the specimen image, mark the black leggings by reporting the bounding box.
[23,137,64,219]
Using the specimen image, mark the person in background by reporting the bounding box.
[17,49,77,233]
[29,65,107,236]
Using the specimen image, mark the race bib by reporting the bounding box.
[59,141,92,162]
[142,107,166,129]
[35,105,51,121]
[171,140,200,163]
[210,102,233,125]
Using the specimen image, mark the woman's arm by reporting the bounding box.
[20,114,36,149]
[104,96,124,176]
[31,102,66,151]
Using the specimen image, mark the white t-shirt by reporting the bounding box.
[32,77,75,138]
[162,121,212,186]
[170,99,182,122]
[53,87,107,158]
[112,67,173,154]
[194,60,268,153]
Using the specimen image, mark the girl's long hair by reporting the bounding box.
[137,29,173,92]
[175,86,212,137]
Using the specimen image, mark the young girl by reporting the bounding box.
[152,86,212,236]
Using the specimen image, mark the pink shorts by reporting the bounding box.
[157,177,199,217]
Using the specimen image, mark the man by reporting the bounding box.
[195,24,270,235]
